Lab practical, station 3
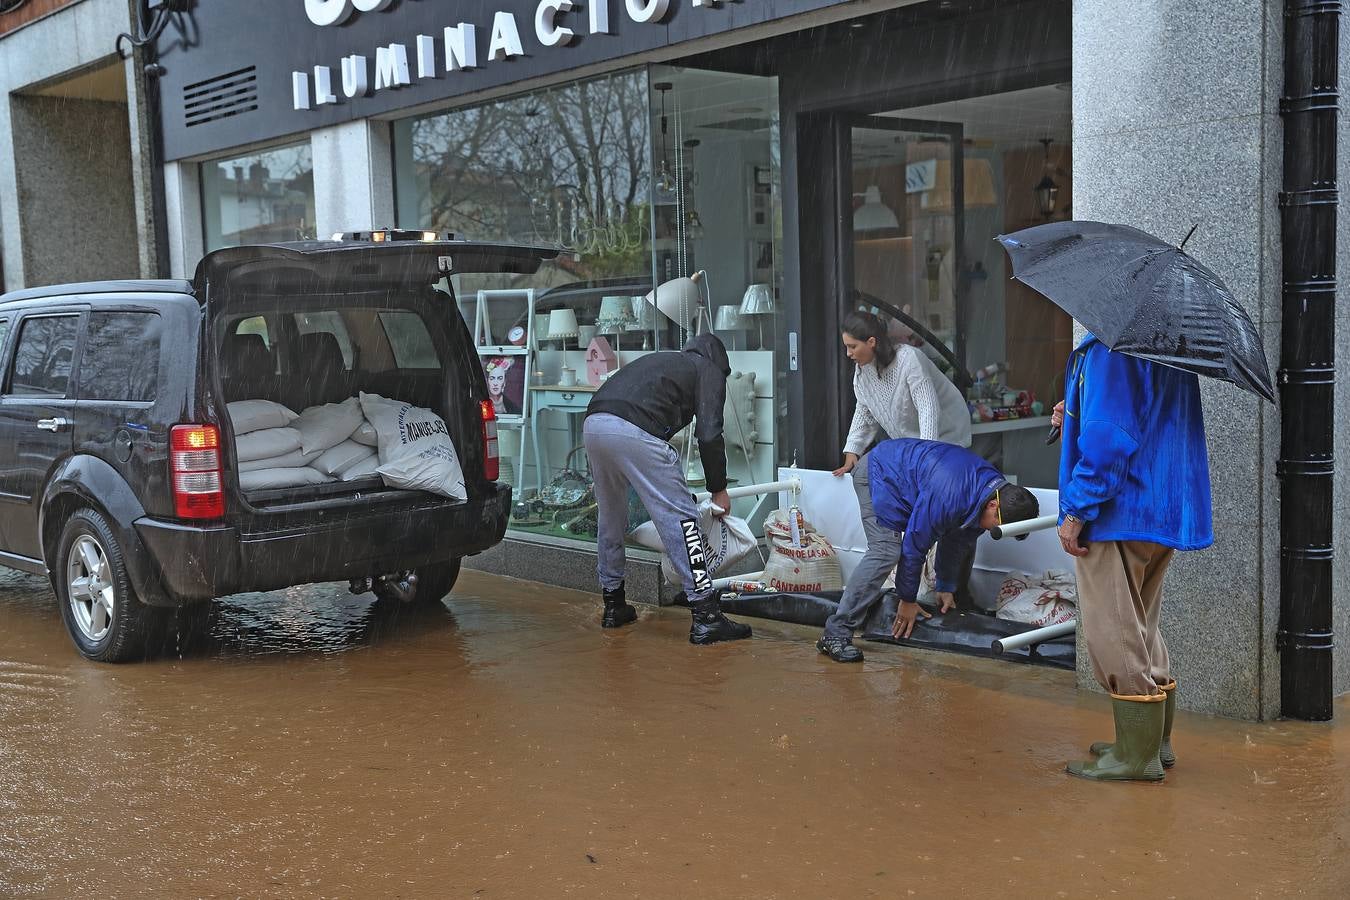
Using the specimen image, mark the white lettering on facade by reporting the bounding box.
[305,0,400,27]
[292,71,311,110]
[444,23,479,71]
[314,65,338,104]
[535,0,576,48]
[625,0,670,25]
[589,0,611,34]
[692,0,719,6]
[341,54,371,98]
[487,12,525,62]
[374,43,412,90]
[416,34,437,78]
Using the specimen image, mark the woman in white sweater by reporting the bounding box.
[818,311,974,663]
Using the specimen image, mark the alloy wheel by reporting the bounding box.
[67,535,115,643]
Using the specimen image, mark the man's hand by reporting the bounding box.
[1058,517,1089,558]
[1051,401,1065,429]
[891,600,931,639]
[935,591,956,614]
[832,453,859,477]
[710,489,732,517]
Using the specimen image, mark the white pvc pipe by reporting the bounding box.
[991,619,1077,654]
[695,477,801,503]
[989,514,1060,540]
[711,571,765,590]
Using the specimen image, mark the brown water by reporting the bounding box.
[1,566,1347,898]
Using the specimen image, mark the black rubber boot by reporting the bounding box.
[816,635,864,663]
[1089,680,1177,768]
[689,596,751,645]
[601,584,637,629]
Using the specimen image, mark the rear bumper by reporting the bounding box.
[134,486,511,603]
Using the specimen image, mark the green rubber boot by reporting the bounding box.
[1068,695,1166,782]
[1089,681,1177,768]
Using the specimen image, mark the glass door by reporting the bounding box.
[840,116,968,379]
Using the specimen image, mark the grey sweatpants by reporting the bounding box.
[583,413,715,604]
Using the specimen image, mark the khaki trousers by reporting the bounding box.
[1075,540,1175,699]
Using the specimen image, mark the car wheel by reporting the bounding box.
[55,509,160,662]
[413,559,462,604]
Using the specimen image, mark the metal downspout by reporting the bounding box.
[1277,1,1339,720]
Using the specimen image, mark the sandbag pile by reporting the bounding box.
[226,394,466,500]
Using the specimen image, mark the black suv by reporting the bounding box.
[0,234,554,661]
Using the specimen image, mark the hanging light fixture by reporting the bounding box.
[654,82,675,193]
[683,138,704,238]
[1035,137,1060,219]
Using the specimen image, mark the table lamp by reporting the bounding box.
[645,270,707,332]
[547,308,579,350]
[739,283,774,348]
[714,305,744,350]
[597,295,636,335]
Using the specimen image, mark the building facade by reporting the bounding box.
[0,0,1336,720]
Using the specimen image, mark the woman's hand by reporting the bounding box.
[832,453,859,477]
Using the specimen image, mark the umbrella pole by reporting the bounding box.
[1277,0,1339,721]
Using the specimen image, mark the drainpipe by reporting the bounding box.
[1277,1,1339,721]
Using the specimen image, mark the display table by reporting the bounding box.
[528,383,599,494]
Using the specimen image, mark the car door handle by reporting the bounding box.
[37,417,71,432]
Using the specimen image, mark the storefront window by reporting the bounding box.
[393,66,784,545]
[201,142,315,251]
[846,84,1071,487]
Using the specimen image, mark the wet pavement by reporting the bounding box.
[1,566,1347,899]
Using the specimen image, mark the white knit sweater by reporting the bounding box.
[844,345,972,455]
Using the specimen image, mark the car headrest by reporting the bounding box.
[224,331,273,376]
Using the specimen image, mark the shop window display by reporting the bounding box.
[393,65,784,547]
[201,143,315,251]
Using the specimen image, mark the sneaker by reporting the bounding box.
[689,597,752,645]
[601,584,638,629]
[816,636,864,663]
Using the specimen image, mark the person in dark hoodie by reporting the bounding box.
[583,333,752,644]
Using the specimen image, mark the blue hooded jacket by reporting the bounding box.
[1059,336,1213,550]
[867,438,1008,602]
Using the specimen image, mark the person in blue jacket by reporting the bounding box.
[815,438,1039,662]
[1053,335,1212,783]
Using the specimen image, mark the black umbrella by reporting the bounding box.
[995,221,1276,409]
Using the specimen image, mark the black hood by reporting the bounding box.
[683,333,731,377]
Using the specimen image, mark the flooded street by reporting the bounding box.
[0,566,1346,898]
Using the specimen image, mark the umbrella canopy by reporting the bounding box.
[996,220,1275,403]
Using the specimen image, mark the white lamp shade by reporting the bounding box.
[597,295,635,333]
[546,308,579,339]
[739,283,775,315]
[645,273,703,328]
[853,185,899,231]
[714,305,744,331]
[629,295,656,329]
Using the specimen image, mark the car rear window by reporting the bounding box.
[378,311,440,369]
[77,312,162,403]
[8,315,79,398]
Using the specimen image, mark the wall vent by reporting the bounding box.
[183,66,258,128]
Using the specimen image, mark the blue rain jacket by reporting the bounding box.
[867,438,1007,602]
[1059,336,1213,550]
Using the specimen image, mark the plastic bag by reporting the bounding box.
[762,509,843,592]
[359,393,467,500]
[629,499,759,586]
[228,400,297,436]
[995,569,1078,626]
[292,397,364,454]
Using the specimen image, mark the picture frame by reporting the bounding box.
[478,347,529,424]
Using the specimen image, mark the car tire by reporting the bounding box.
[412,558,462,604]
[55,509,160,662]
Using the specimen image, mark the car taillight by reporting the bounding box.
[479,400,499,482]
[170,424,225,519]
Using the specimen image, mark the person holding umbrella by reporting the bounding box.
[998,221,1275,783]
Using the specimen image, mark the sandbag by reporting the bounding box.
[996,569,1077,627]
[340,454,382,481]
[238,447,322,473]
[762,509,842,592]
[359,393,467,500]
[628,499,758,586]
[239,466,333,491]
[227,400,297,435]
[236,427,302,463]
[292,397,365,454]
[351,421,378,447]
[312,439,376,477]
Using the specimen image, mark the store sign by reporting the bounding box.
[291,0,725,109]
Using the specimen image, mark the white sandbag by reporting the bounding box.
[340,454,382,481]
[996,569,1077,626]
[239,466,333,491]
[228,400,298,435]
[351,421,378,447]
[628,499,759,586]
[235,427,302,463]
[238,447,322,473]
[292,397,365,454]
[359,392,467,500]
[312,439,377,477]
[761,509,843,592]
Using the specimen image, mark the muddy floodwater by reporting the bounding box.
[1,567,1348,898]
